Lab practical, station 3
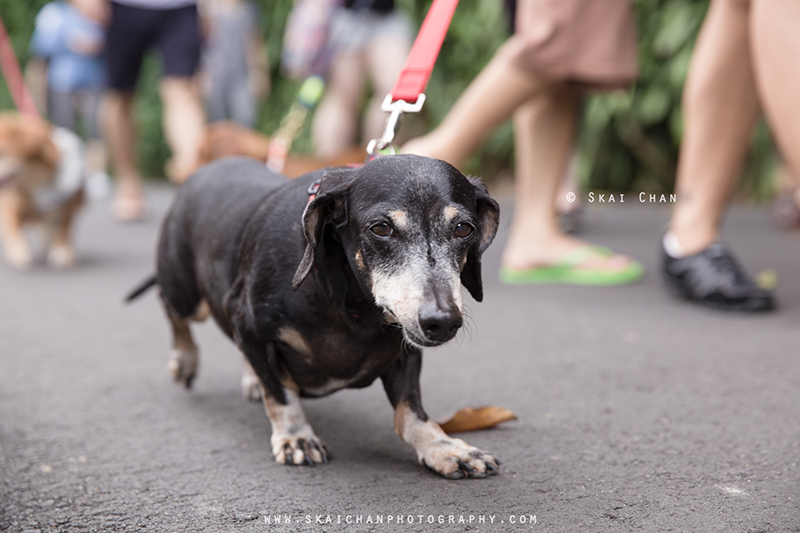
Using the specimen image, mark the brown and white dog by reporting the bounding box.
[195,120,368,178]
[0,112,85,269]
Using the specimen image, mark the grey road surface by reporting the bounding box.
[1,184,799,532]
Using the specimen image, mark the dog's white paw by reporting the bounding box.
[240,372,262,402]
[47,245,76,268]
[5,243,33,269]
[271,428,332,466]
[167,347,198,388]
[418,437,500,479]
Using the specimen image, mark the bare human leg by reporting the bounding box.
[364,32,410,144]
[312,52,365,159]
[159,76,206,183]
[750,0,800,182]
[401,48,549,169]
[501,86,638,277]
[661,0,774,312]
[668,0,761,255]
[102,90,145,221]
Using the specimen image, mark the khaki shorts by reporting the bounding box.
[329,8,413,55]
[501,0,638,90]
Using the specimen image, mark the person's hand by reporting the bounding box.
[68,31,103,56]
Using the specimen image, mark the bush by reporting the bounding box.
[0,0,777,198]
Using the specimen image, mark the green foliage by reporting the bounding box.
[0,0,48,59]
[0,0,49,105]
[134,54,170,179]
[0,0,778,198]
[579,0,776,199]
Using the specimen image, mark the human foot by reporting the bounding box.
[661,239,774,312]
[500,236,643,286]
[113,182,146,222]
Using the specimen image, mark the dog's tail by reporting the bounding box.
[125,274,158,303]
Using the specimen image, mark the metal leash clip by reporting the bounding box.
[366,93,426,157]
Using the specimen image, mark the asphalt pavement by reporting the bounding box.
[1,182,799,532]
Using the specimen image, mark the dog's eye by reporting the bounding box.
[370,222,393,237]
[454,222,474,239]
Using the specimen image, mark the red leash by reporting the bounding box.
[272,0,459,168]
[367,0,460,156]
[305,0,459,198]
[390,0,459,105]
[0,14,39,117]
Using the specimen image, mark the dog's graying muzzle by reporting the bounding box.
[419,303,463,343]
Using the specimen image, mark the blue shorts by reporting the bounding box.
[106,2,201,91]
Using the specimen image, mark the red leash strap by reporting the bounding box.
[367,0,460,156]
[0,15,39,117]
[390,0,460,105]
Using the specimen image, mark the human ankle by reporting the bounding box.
[665,228,716,257]
[115,176,142,194]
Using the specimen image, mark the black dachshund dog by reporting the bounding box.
[129,155,501,479]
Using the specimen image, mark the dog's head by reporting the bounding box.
[293,154,500,348]
[0,112,59,189]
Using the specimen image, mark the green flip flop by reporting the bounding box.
[499,245,644,286]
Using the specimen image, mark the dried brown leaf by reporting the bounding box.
[437,406,517,434]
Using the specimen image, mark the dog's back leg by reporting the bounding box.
[160,293,205,388]
[47,191,84,268]
[240,356,262,402]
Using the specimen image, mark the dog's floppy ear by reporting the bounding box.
[460,177,500,302]
[9,114,60,168]
[292,167,359,289]
[0,115,58,184]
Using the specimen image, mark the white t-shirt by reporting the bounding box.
[113,0,196,9]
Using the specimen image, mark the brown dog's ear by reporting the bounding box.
[15,114,59,168]
[0,114,58,184]
[460,177,500,302]
[292,167,359,289]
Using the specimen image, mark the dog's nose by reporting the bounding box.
[419,306,462,343]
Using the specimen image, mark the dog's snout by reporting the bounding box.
[419,306,462,343]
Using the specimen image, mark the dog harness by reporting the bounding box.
[306,163,364,202]
[33,127,85,212]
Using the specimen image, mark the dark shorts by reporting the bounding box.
[106,2,201,91]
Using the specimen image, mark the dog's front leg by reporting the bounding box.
[246,345,331,466]
[260,379,332,466]
[240,356,262,402]
[381,348,500,479]
[0,190,33,268]
[227,282,330,466]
